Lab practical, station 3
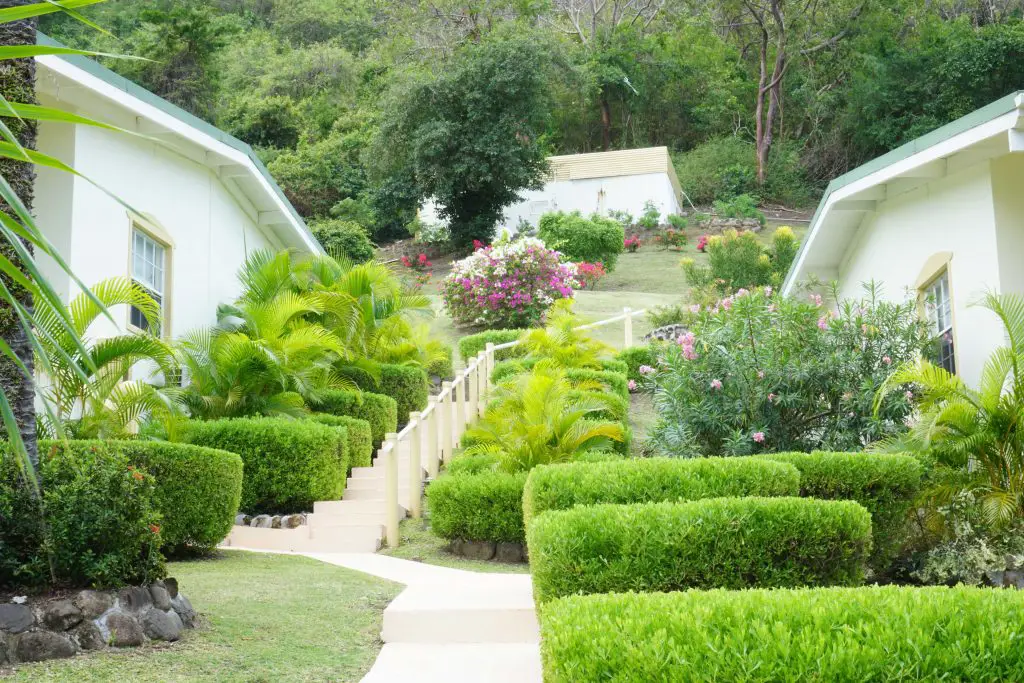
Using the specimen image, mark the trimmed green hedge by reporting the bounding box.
[310,413,374,468]
[458,329,527,363]
[617,345,657,383]
[316,389,398,448]
[538,211,625,272]
[184,417,347,513]
[491,358,628,385]
[759,451,922,573]
[427,471,528,543]
[565,368,629,401]
[540,586,1024,682]
[527,497,872,603]
[447,452,501,475]
[378,364,429,422]
[523,456,800,523]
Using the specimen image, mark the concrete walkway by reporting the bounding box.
[234,550,543,682]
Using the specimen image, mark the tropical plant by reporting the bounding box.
[517,301,613,370]
[637,200,661,229]
[34,277,182,439]
[682,227,799,300]
[463,360,624,472]
[875,293,1024,528]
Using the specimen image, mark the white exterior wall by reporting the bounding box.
[421,172,681,234]
[36,121,281,343]
[836,163,1002,386]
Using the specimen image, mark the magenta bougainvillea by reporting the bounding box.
[441,237,579,328]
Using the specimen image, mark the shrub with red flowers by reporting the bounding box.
[401,252,433,272]
[624,235,642,253]
[697,234,710,252]
[473,239,486,251]
[653,228,686,250]
[576,262,606,290]
[441,237,580,328]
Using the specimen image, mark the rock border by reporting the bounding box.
[447,539,528,564]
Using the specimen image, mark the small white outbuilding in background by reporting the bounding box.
[421,146,684,234]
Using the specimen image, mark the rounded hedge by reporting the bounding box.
[617,345,657,383]
[310,413,374,468]
[758,451,922,574]
[378,364,429,423]
[310,218,375,263]
[458,329,528,363]
[184,417,347,513]
[316,389,398,447]
[523,456,801,523]
[540,587,1024,682]
[538,211,625,272]
[492,358,629,386]
[427,471,528,543]
[527,497,873,603]
[565,368,629,401]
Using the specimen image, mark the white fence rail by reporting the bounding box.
[380,307,644,548]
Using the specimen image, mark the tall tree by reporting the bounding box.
[0,0,39,467]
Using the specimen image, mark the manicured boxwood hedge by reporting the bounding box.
[458,329,528,363]
[617,345,657,383]
[316,389,398,448]
[491,358,628,385]
[184,417,347,513]
[87,440,243,554]
[527,497,872,603]
[758,451,922,573]
[310,413,374,468]
[522,456,800,523]
[427,471,528,543]
[565,368,629,401]
[378,364,429,422]
[540,587,1024,682]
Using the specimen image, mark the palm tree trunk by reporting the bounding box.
[0,1,39,468]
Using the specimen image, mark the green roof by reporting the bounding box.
[37,32,319,251]
[785,90,1023,291]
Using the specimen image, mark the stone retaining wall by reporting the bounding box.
[0,578,195,664]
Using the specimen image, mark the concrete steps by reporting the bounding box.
[361,643,542,683]
[223,525,382,553]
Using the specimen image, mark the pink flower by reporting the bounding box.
[689,304,701,314]
[757,370,765,379]
[721,297,734,310]
[767,393,776,402]
[752,432,765,443]
[735,288,749,298]
[905,390,914,400]
[710,379,722,390]
[764,286,773,296]
[817,316,829,331]
[628,380,637,392]
[810,294,823,307]
[638,365,655,376]
[882,355,892,365]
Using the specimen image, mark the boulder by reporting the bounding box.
[73,621,106,651]
[149,583,172,611]
[141,608,183,642]
[164,577,179,599]
[13,631,77,662]
[74,590,113,620]
[495,542,524,563]
[106,612,145,647]
[459,540,496,561]
[41,599,83,631]
[281,514,305,528]
[270,515,282,529]
[234,513,251,526]
[170,594,196,628]
[0,604,34,634]
[118,586,152,612]
[0,634,8,664]
[251,514,273,528]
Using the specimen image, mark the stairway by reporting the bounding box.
[222,440,423,553]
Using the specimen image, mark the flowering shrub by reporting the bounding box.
[624,235,642,253]
[441,237,580,328]
[401,252,433,272]
[697,234,710,252]
[646,284,933,457]
[682,227,798,302]
[576,262,607,290]
[473,239,486,251]
[653,228,686,250]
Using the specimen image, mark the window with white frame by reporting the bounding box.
[130,227,166,334]
[924,271,955,374]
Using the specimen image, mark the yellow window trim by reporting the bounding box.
[915,251,959,373]
[126,212,173,339]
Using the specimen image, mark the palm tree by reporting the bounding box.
[34,277,182,439]
[876,292,1024,526]
[464,360,625,472]
[518,300,614,369]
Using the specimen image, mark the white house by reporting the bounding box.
[782,91,1024,387]
[421,146,684,233]
[32,34,320,349]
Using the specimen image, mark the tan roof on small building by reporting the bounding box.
[547,146,683,202]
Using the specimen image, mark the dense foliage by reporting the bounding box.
[540,587,1024,682]
[426,471,528,544]
[681,227,799,302]
[457,329,528,363]
[315,389,397,447]
[527,497,872,603]
[648,285,932,457]
[441,238,579,329]
[310,219,375,263]
[537,211,625,272]
[310,413,374,468]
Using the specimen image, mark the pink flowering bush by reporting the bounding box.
[624,235,642,253]
[441,237,580,328]
[576,262,607,290]
[646,283,932,457]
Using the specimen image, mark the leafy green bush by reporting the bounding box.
[538,211,625,272]
[446,451,502,475]
[522,456,800,523]
[527,497,872,603]
[540,586,1024,682]
[666,214,688,231]
[616,346,657,383]
[637,201,661,230]
[184,417,347,513]
[378,364,429,422]
[310,218,375,263]
[492,357,627,384]
[713,193,765,225]
[565,368,629,401]
[316,389,398,448]
[1,442,165,589]
[564,390,628,423]
[682,227,798,297]
[759,451,922,574]
[82,440,242,555]
[310,413,374,468]
[427,471,528,543]
[458,329,527,363]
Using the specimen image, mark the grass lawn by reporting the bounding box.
[379,517,531,574]
[7,551,400,683]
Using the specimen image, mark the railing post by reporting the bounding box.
[485,343,496,392]
[465,361,478,424]
[454,376,467,445]
[623,307,633,348]
[383,433,399,548]
[407,412,422,518]
[476,350,487,417]
[440,381,454,463]
[425,397,440,478]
